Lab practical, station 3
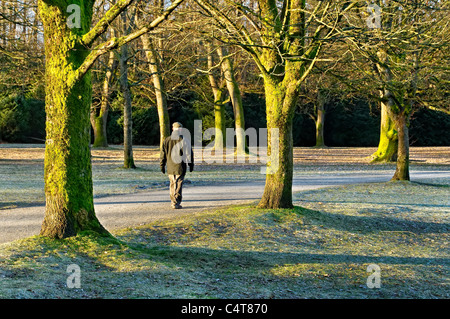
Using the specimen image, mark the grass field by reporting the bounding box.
[0,145,448,299]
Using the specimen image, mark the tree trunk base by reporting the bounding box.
[390,170,410,181]
[40,204,110,239]
[257,198,294,210]
[257,178,294,209]
[123,163,136,169]
[369,147,397,163]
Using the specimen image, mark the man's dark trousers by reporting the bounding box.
[169,174,184,208]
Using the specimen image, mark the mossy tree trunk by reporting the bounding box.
[359,2,425,180]
[389,107,410,181]
[256,0,329,208]
[257,79,296,209]
[370,100,398,162]
[207,42,226,151]
[217,46,246,155]
[195,0,355,208]
[196,0,354,208]
[145,37,170,149]
[137,13,170,150]
[314,90,327,147]
[376,48,413,181]
[39,0,108,238]
[37,0,184,238]
[91,49,117,148]
[212,91,226,151]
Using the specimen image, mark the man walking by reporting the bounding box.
[160,122,194,209]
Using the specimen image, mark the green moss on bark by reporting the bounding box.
[213,93,226,150]
[39,0,109,238]
[92,114,108,147]
[371,102,398,162]
[258,80,296,209]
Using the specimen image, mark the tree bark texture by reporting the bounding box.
[207,43,226,151]
[119,35,135,169]
[91,50,117,148]
[37,0,184,238]
[370,100,398,162]
[217,47,246,154]
[315,90,326,147]
[139,26,170,149]
[390,111,410,181]
[257,80,296,209]
[213,92,226,151]
[256,0,321,208]
[376,48,411,180]
[39,0,108,238]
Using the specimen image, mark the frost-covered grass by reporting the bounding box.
[1,145,449,209]
[0,181,448,299]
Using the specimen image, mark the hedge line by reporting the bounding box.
[1,93,449,146]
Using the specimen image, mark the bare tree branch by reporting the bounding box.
[82,0,135,47]
[72,0,184,85]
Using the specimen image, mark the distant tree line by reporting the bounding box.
[1,89,449,147]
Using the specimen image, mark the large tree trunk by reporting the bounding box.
[194,0,352,209]
[370,100,398,162]
[206,44,226,151]
[376,49,411,181]
[390,111,410,181]
[119,11,135,169]
[257,80,296,209]
[217,47,246,154]
[91,50,117,148]
[39,0,108,238]
[212,91,226,151]
[314,90,326,147]
[37,0,184,238]
[119,40,135,168]
[139,24,170,149]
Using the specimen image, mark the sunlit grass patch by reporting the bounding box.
[116,205,309,252]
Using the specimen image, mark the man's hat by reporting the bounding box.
[172,122,183,128]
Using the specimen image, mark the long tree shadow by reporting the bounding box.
[296,208,449,234]
[129,243,450,270]
[2,229,448,299]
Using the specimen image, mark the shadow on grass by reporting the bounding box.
[2,221,448,298]
[412,181,450,188]
[297,208,449,234]
[129,243,450,270]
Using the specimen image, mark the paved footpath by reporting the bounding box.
[0,169,448,244]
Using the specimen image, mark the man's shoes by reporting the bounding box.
[171,204,182,209]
